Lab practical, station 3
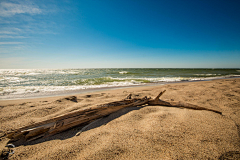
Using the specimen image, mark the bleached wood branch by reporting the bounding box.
[6,90,221,142]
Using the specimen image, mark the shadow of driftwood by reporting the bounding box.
[236,124,240,143]
[218,151,240,160]
[8,106,145,147]
[77,106,145,134]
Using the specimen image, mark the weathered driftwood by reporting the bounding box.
[6,90,221,142]
[148,90,222,114]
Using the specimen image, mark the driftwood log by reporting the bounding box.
[6,90,222,142]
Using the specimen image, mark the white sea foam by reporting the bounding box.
[1,76,27,83]
[0,81,142,96]
[112,77,191,82]
[0,69,79,76]
[194,74,217,76]
[26,72,41,75]
[119,71,128,74]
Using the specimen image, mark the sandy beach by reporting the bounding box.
[0,78,240,159]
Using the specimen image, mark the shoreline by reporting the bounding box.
[1,76,240,101]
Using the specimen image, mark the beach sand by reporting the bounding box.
[0,78,240,159]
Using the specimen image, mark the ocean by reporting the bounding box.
[1,68,240,99]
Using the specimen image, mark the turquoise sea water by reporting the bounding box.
[0,68,240,98]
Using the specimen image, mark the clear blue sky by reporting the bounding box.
[0,0,240,69]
